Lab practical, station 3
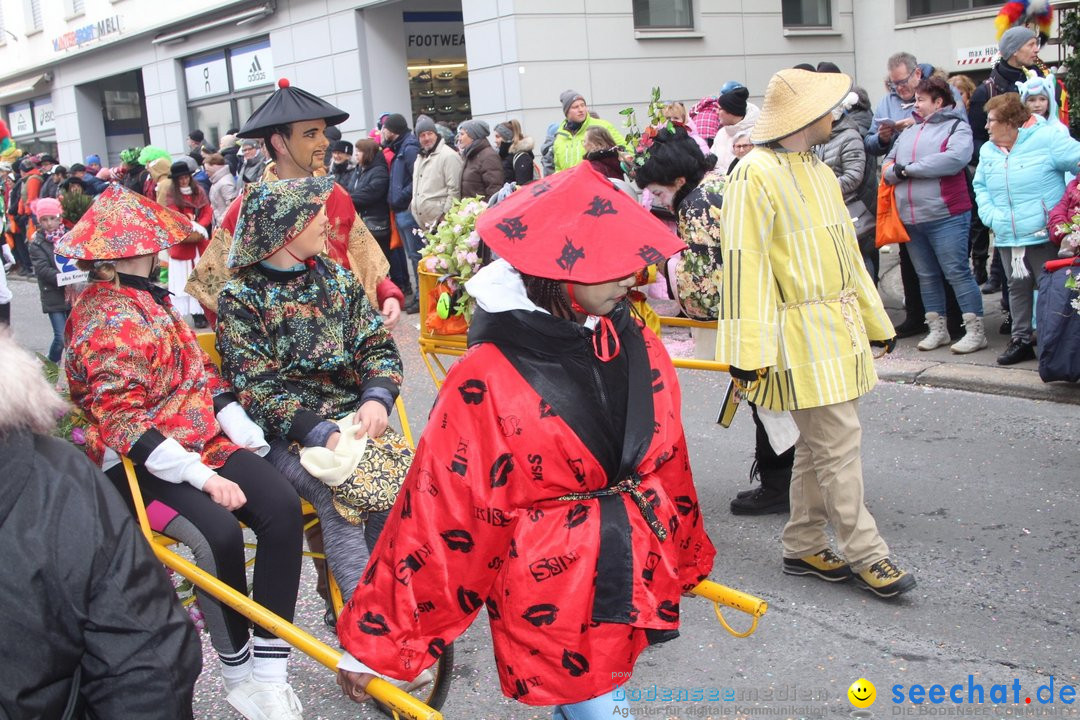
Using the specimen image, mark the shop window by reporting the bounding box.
[908,0,997,17]
[4,96,57,160]
[184,39,274,149]
[404,11,470,129]
[633,0,693,29]
[781,0,831,27]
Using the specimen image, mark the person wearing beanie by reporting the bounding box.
[84,154,102,174]
[377,112,423,308]
[717,67,914,599]
[218,132,241,175]
[493,119,536,186]
[27,196,72,362]
[58,184,304,720]
[456,119,503,200]
[330,140,355,185]
[410,114,463,247]
[14,153,45,274]
[238,138,268,189]
[551,90,629,172]
[186,78,399,330]
[709,82,762,177]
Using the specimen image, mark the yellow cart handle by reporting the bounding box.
[690,580,768,638]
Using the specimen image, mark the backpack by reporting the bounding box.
[8,176,26,228]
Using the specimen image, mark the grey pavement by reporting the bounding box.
[5,272,1079,719]
[874,247,1080,405]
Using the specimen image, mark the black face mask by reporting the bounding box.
[333,161,349,173]
[498,141,511,158]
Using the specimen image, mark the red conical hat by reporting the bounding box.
[476,162,686,283]
[54,184,194,260]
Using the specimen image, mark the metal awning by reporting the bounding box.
[0,73,51,103]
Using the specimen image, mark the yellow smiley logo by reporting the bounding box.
[848,678,876,708]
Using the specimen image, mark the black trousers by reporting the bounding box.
[108,449,302,651]
[900,242,963,333]
[750,403,794,491]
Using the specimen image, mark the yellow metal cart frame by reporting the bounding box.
[111,332,441,719]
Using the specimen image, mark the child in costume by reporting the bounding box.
[59,185,306,720]
[27,197,71,362]
[335,162,716,718]
[216,176,405,605]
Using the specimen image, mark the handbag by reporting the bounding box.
[298,418,412,525]
[1036,257,1080,383]
[875,163,910,249]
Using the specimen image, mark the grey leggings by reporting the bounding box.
[267,439,388,602]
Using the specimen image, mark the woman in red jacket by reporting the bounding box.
[336,163,716,717]
[166,160,213,327]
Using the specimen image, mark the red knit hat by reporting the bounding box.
[476,162,685,283]
[54,184,194,260]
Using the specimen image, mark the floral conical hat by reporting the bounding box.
[228,176,335,268]
[54,183,194,260]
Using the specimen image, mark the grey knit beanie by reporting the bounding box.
[459,119,490,141]
[415,115,437,135]
[999,26,1036,62]
[494,123,514,142]
[560,90,585,116]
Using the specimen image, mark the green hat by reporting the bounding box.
[228,176,335,268]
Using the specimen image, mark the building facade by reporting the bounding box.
[0,0,1070,166]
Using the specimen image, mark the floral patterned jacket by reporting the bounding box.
[216,257,403,443]
[674,170,726,321]
[66,281,240,469]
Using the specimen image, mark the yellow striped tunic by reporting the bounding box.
[715,147,894,411]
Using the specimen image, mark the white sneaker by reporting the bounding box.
[950,312,988,354]
[226,680,304,720]
[389,668,436,694]
[917,312,950,351]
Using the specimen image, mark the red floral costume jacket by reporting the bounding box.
[338,305,716,706]
[66,281,239,469]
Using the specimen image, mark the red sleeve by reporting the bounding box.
[337,354,519,681]
[375,277,404,307]
[1048,179,1079,245]
[26,175,42,204]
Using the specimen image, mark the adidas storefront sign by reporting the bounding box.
[230,41,275,91]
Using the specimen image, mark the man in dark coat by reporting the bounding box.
[381,113,422,310]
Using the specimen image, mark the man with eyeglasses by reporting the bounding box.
[865,52,966,341]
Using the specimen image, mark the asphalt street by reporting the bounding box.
[6,276,1078,720]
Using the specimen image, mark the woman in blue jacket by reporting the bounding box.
[973,93,1080,365]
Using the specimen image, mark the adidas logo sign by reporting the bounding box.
[247,55,266,84]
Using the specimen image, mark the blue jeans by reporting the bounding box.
[394,210,423,290]
[47,310,69,363]
[904,211,983,317]
[552,689,632,719]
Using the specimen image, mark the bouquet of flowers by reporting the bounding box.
[1055,212,1080,258]
[418,195,488,329]
[619,86,667,159]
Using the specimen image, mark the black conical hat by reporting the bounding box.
[237,78,349,139]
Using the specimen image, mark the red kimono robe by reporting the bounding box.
[66,281,239,469]
[338,305,716,706]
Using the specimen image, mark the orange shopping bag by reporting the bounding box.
[875,163,910,249]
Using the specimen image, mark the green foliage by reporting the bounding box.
[418,196,488,322]
[621,87,666,154]
[60,189,93,225]
[36,354,90,447]
[1060,9,1080,136]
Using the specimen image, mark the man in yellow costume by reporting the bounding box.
[716,68,915,599]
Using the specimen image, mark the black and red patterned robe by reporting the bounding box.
[338,301,716,706]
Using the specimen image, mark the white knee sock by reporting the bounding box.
[252,637,292,685]
[219,643,252,691]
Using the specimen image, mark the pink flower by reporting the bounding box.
[71,426,86,445]
[465,252,479,265]
[424,257,439,272]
